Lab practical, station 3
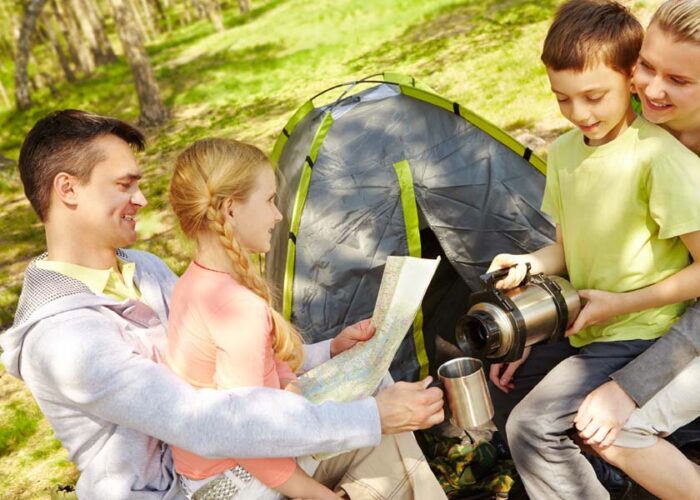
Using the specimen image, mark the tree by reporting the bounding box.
[0,153,13,167]
[238,0,250,14]
[109,0,168,126]
[15,0,49,110]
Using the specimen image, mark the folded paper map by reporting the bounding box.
[299,255,440,404]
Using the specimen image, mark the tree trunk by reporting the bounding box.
[150,0,171,32]
[126,0,152,41]
[0,80,11,109]
[207,0,224,32]
[15,0,49,110]
[54,0,94,74]
[66,0,104,66]
[238,0,250,14]
[138,0,159,36]
[0,153,14,168]
[77,0,116,63]
[109,0,168,126]
[43,10,76,82]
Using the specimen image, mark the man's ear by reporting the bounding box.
[53,172,79,206]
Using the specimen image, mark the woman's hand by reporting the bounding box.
[489,346,531,393]
[575,380,637,448]
[331,318,376,357]
[565,289,628,337]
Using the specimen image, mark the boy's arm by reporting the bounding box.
[565,230,700,336]
[574,230,700,447]
[488,225,567,289]
[488,226,566,392]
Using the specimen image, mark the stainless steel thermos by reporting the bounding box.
[456,265,581,362]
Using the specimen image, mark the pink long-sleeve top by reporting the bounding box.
[166,261,297,485]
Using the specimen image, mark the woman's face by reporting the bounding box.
[634,23,700,133]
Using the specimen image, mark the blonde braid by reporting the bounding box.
[208,202,304,371]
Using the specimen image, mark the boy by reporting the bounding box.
[487,1,700,497]
[0,109,444,498]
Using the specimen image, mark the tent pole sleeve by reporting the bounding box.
[392,160,430,380]
[397,84,547,175]
[271,100,315,167]
[282,111,335,320]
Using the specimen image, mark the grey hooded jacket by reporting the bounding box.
[0,249,380,499]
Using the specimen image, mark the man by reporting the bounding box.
[0,109,444,498]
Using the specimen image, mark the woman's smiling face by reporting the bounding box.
[634,23,700,133]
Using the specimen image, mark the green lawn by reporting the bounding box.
[0,0,662,496]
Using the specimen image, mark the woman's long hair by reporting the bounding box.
[169,138,304,371]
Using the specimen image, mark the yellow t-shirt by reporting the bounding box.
[36,258,142,301]
[542,116,700,347]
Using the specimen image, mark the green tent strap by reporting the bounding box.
[392,160,430,380]
[282,111,334,320]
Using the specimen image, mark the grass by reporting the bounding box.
[0,0,663,496]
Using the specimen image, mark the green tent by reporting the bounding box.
[268,73,554,382]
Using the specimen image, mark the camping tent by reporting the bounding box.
[267,73,555,382]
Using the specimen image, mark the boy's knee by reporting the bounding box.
[505,402,540,446]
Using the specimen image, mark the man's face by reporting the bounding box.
[73,134,147,250]
[547,62,635,147]
[634,23,700,133]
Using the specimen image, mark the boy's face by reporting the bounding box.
[634,23,700,133]
[547,63,636,147]
[71,134,148,250]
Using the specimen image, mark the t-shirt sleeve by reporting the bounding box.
[648,144,700,239]
[541,150,562,224]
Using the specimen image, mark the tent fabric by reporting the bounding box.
[268,73,555,382]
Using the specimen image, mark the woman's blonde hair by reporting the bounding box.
[651,0,700,44]
[170,138,304,371]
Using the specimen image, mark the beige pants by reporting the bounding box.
[313,432,447,500]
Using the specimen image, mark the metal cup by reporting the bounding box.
[437,357,494,430]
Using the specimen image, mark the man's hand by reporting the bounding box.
[489,346,531,393]
[565,289,627,337]
[330,318,376,357]
[487,254,531,290]
[575,380,637,448]
[375,377,444,434]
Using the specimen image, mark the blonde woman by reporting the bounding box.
[167,138,447,499]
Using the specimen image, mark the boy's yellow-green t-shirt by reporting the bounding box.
[542,116,700,347]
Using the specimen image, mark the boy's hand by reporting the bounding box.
[487,253,531,289]
[565,289,627,337]
[489,346,532,393]
[575,380,636,448]
[331,318,376,357]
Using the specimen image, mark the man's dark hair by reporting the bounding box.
[541,0,644,75]
[18,109,145,221]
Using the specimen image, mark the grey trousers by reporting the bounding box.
[506,340,654,500]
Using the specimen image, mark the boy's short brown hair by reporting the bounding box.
[541,0,644,75]
[19,110,145,221]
